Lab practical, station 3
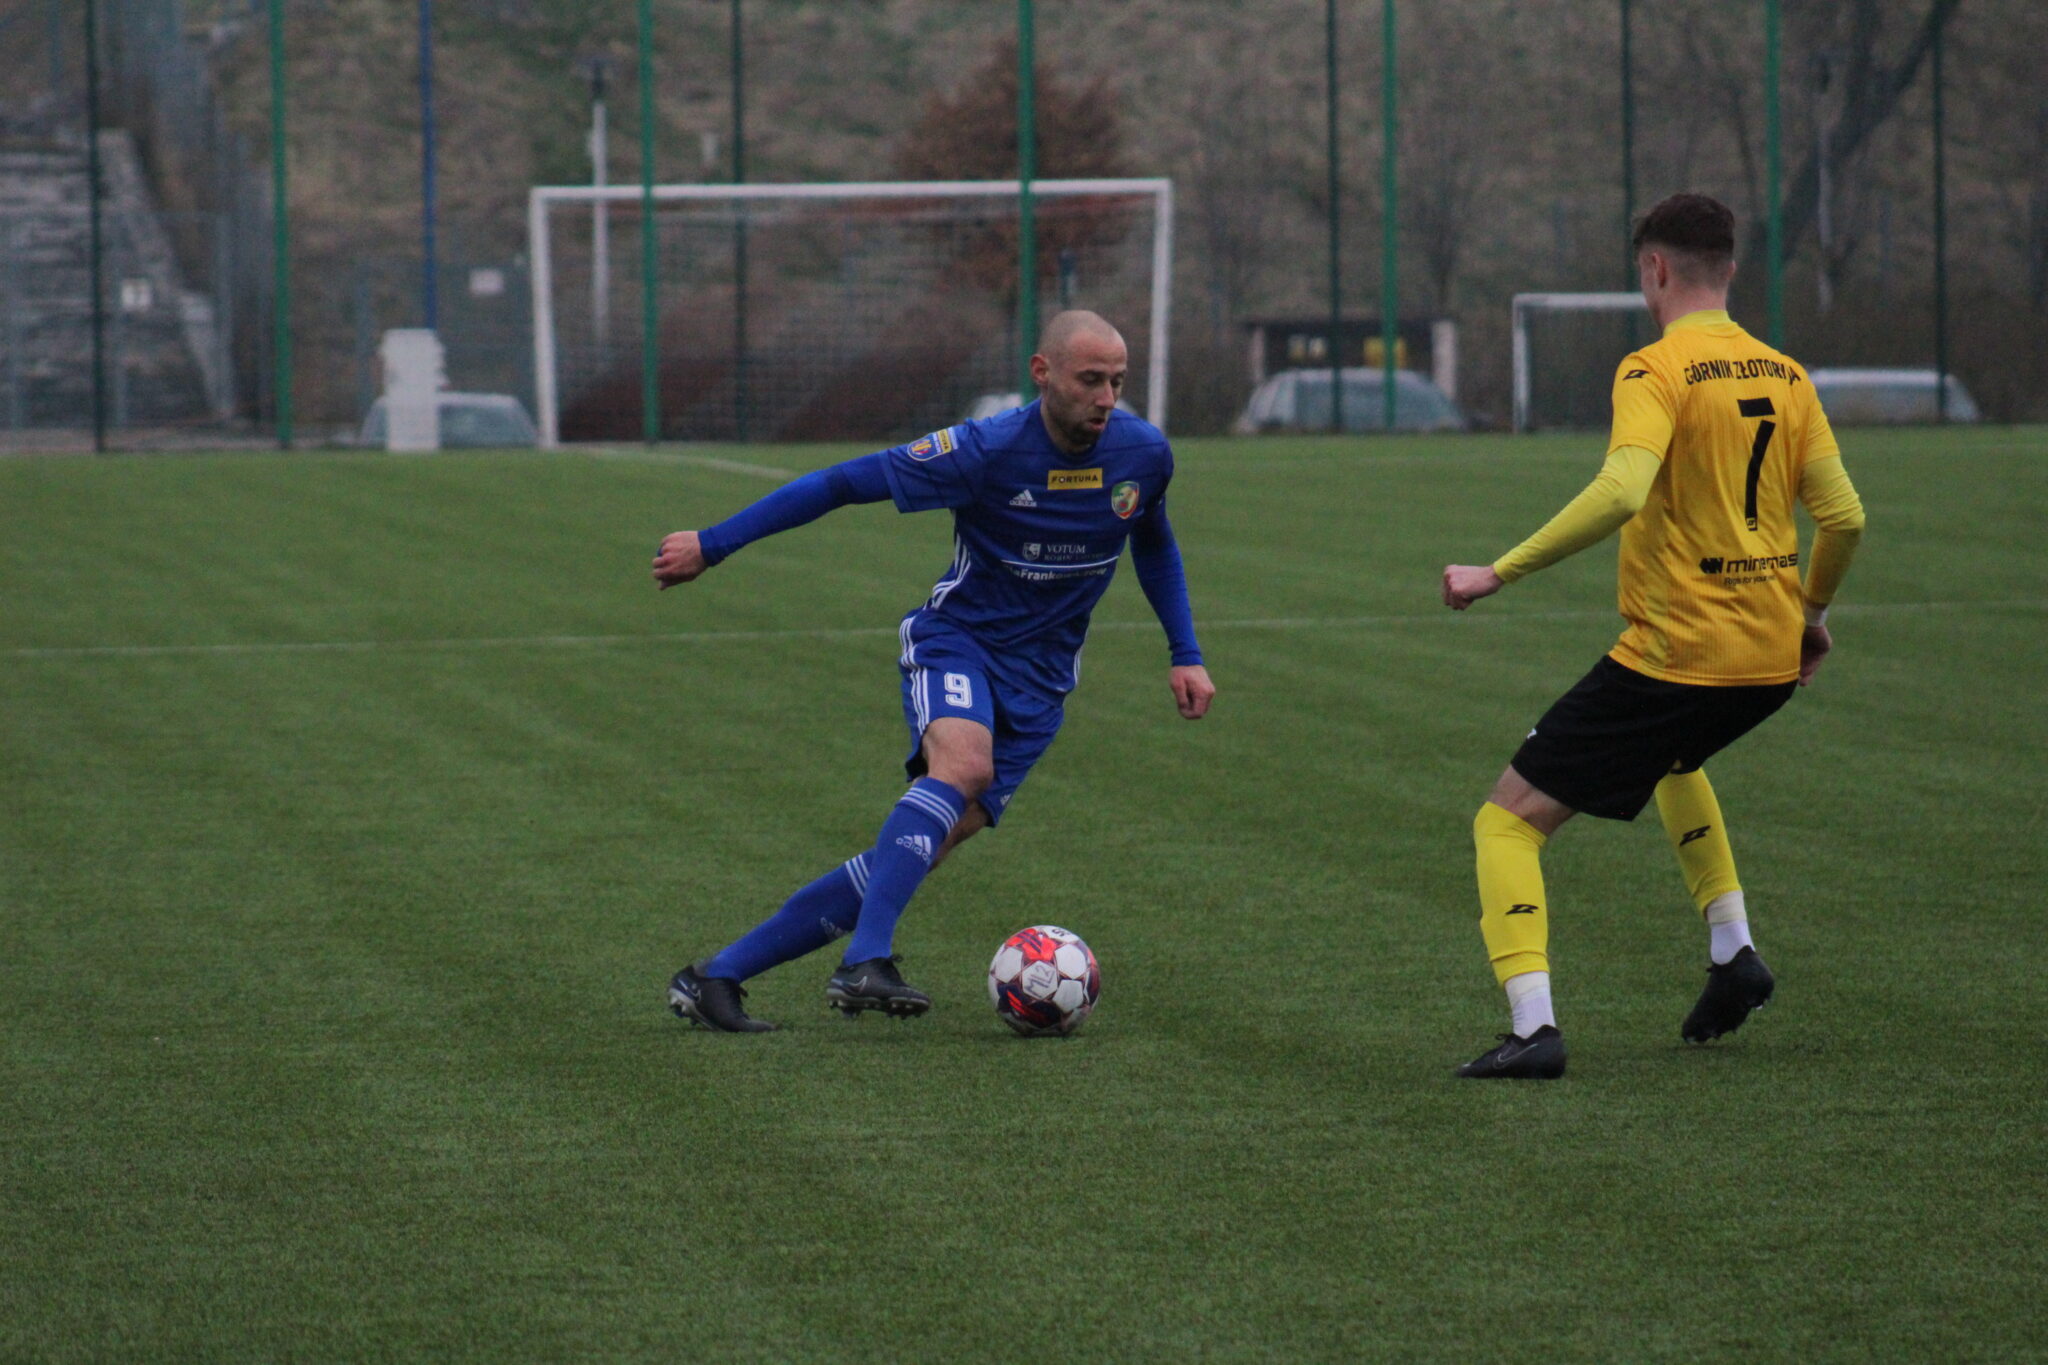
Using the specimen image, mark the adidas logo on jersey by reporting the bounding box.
[1008,489,1038,508]
[896,833,935,864]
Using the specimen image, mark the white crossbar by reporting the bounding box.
[1510,291,1649,433]
[529,178,1175,446]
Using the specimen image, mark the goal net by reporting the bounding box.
[1511,292,1652,432]
[528,179,1174,447]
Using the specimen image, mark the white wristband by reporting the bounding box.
[1803,601,1829,627]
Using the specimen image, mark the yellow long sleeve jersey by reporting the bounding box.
[1602,310,1847,686]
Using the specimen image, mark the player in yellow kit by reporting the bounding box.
[1440,193,1867,1079]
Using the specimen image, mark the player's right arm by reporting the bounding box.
[654,424,988,587]
[1441,449,1660,608]
[652,454,893,588]
[1442,353,1673,610]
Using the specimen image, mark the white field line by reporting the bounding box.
[579,446,798,480]
[3,600,2034,662]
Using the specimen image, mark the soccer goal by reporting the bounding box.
[1510,292,1651,433]
[527,178,1174,447]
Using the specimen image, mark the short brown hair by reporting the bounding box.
[1632,193,1736,274]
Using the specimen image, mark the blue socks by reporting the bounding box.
[842,777,966,965]
[696,777,969,981]
[701,854,869,981]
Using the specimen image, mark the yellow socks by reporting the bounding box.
[1654,767,1741,908]
[1472,773,1753,1032]
[1654,768,1753,964]
[1474,802,1550,986]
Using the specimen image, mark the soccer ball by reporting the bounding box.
[987,925,1100,1037]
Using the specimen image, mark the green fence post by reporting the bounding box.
[1381,0,1397,432]
[85,0,107,452]
[1765,0,1784,349]
[268,0,291,447]
[730,0,748,442]
[1931,14,1948,422]
[1017,0,1037,397]
[1620,0,1635,283]
[1325,0,1342,433]
[637,0,658,445]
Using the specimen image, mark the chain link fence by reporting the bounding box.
[0,0,273,450]
[2,1,2043,449]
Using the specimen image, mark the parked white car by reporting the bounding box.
[1234,368,1469,434]
[359,392,538,448]
[1807,369,1980,424]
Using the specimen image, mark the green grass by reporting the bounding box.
[3,428,2044,1361]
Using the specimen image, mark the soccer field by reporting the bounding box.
[4,428,2043,1360]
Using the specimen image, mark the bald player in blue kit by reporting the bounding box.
[654,311,1216,1030]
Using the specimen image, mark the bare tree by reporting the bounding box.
[1398,5,1506,312]
[1752,0,1965,267]
[1183,34,1297,337]
[892,37,1132,302]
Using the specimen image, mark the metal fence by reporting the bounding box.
[2,0,2041,448]
[0,0,274,449]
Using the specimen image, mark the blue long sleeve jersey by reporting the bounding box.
[696,402,1201,696]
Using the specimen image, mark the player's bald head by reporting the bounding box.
[1036,310,1125,366]
[1030,310,1128,453]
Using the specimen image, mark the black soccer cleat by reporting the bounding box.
[1457,1025,1567,1079]
[1682,945,1775,1043]
[668,963,778,1033]
[825,956,932,1018]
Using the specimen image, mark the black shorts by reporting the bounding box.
[1510,656,1796,821]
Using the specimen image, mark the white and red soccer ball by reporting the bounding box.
[987,925,1100,1036]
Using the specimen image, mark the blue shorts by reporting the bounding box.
[897,620,1064,827]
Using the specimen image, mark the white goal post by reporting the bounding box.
[527,178,1175,447]
[1510,291,1648,433]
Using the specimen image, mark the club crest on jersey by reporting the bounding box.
[908,428,956,462]
[1110,480,1141,519]
[1048,467,1102,490]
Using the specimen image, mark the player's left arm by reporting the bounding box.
[1128,486,1213,720]
[1792,399,1865,685]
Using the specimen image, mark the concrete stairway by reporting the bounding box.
[0,131,217,428]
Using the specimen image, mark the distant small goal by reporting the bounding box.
[1510,292,1651,433]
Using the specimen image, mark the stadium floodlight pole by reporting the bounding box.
[731,0,749,443]
[83,0,106,452]
[1620,0,1636,286]
[1017,0,1038,398]
[1932,14,1949,423]
[1764,0,1783,350]
[636,0,658,445]
[1380,0,1397,433]
[418,0,438,331]
[268,0,291,447]
[1324,0,1342,433]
